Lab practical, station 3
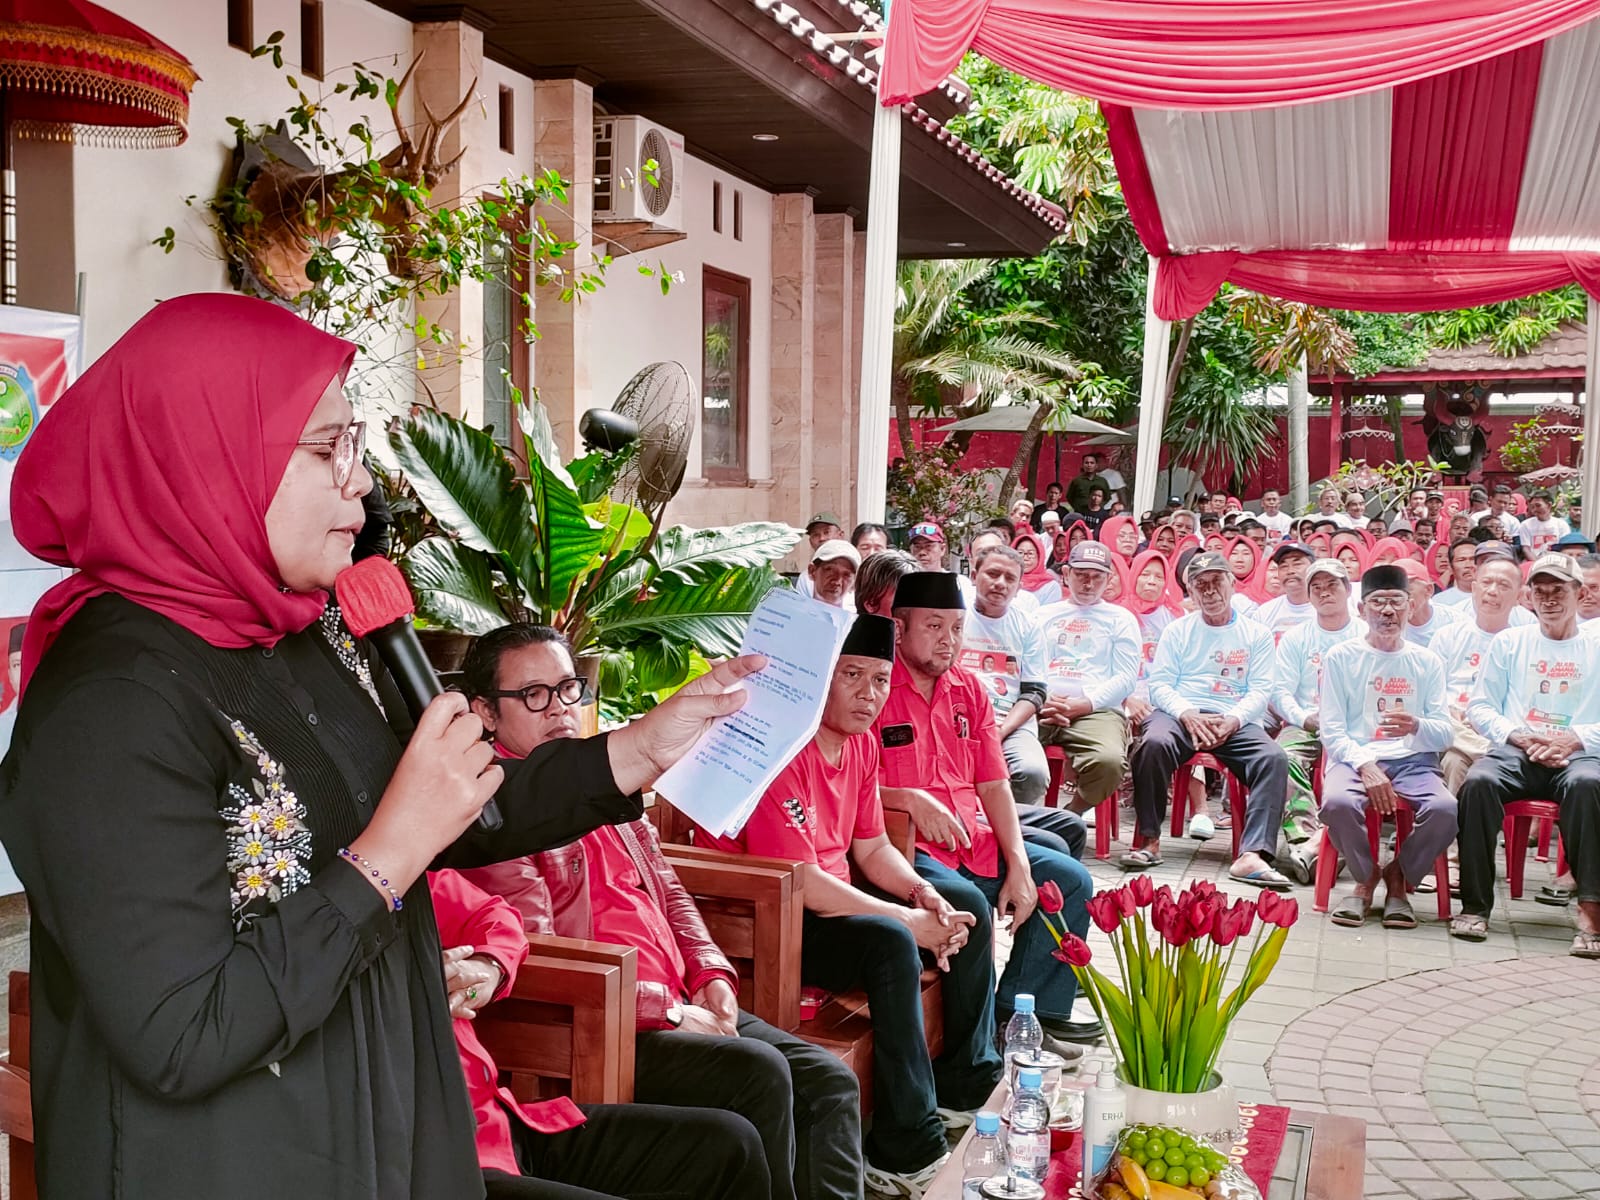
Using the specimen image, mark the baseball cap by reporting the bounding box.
[1305,558,1350,586]
[1270,541,1315,564]
[1555,530,1596,549]
[1473,540,1517,563]
[1470,485,1489,499]
[805,511,844,530]
[1185,550,1229,580]
[907,521,945,544]
[810,539,861,567]
[1067,542,1113,573]
[1396,558,1432,585]
[1528,553,1583,585]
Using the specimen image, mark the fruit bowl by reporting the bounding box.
[1090,1124,1256,1200]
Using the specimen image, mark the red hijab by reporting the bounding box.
[1226,536,1269,603]
[1097,514,1140,559]
[1012,530,1057,592]
[12,294,356,689]
[1331,531,1370,576]
[1125,549,1182,617]
[1369,536,1410,565]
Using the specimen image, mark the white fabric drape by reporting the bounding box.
[1584,294,1600,536]
[1133,258,1173,517]
[1511,19,1600,250]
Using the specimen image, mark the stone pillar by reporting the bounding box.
[813,213,857,523]
[770,191,816,548]
[532,77,595,457]
[411,18,488,423]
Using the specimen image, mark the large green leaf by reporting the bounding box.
[401,537,509,635]
[649,524,803,585]
[528,452,604,616]
[390,409,541,593]
[597,567,788,658]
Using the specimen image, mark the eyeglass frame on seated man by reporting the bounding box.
[477,675,594,714]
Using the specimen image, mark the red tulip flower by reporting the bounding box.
[1263,895,1300,929]
[1037,880,1064,915]
[1231,898,1257,938]
[1112,886,1137,918]
[1129,875,1155,908]
[1086,892,1123,933]
[1210,904,1239,946]
[1257,890,1281,926]
[1057,933,1094,967]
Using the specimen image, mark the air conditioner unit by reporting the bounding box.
[594,116,686,232]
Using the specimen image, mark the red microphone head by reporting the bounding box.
[335,556,417,638]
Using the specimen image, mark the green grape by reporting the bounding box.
[1131,1150,1149,1167]
[1126,1131,1148,1151]
[1206,1151,1229,1172]
[1164,1147,1186,1167]
[1146,1140,1166,1160]
[1180,1137,1198,1154]
[1184,1154,1205,1172]
[1189,1168,1211,1188]
[1146,1160,1168,1182]
[1166,1167,1190,1188]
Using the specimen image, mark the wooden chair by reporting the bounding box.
[2,971,35,1200]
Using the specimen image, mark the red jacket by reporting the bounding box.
[427,870,584,1175]
[459,817,739,1030]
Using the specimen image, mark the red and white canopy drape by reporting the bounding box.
[873,0,1600,522]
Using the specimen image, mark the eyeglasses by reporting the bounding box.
[483,676,593,714]
[296,422,367,488]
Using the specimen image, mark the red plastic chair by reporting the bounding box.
[1171,753,1248,859]
[1502,799,1570,899]
[1313,799,1452,920]
[1043,744,1119,860]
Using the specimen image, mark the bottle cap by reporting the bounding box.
[974,1110,1000,1134]
[1098,1070,1118,1088]
[1013,993,1035,1015]
[1019,1068,1043,1089]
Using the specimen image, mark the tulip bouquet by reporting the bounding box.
[1034,878,1299,1093]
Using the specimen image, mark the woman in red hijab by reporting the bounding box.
[1097,514,1140,560]
[0,295,766,1200]
[1226,537,1269,604]
[1012,529,1058,595]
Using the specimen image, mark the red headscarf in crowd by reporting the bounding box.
[1124,549,1183,618]
[10,294,357,689]
[1012,530,1057,592]
[1225,536,1271,604]
[1097,514,1140,560]
[1369,536,1411,565]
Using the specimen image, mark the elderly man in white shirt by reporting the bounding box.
[1454,553,1600,958]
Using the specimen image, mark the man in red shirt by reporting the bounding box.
[706,615,1004,1195]
[427,869,772,1200]
[459,625,862,1200]
[877,573,1100,1046]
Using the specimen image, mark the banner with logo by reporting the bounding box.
[0,305,82,894]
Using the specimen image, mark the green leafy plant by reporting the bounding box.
[886,442,998,547]
[1499,416,1555,476]
[1325,458,1447,517]
[389,403,799,708]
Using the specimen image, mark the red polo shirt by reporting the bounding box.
[708,733,885,883]
[873,657,1008,878]
[585,824,688,998]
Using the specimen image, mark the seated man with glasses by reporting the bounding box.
[457,624,863,1200]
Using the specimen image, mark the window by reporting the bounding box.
[702,267,751,481]
[300,1,324,80]
[482,218,531,467]
[497,86,515,153]
[227,0,253,51]
[733,190,744,242]
[712,181,722,233]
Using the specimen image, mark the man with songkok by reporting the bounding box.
[708,615,1005,1194]
[1455,554,1600,956]
[874,572,1101,1048]
[1271,558,1361,883]
[1318,564,1456,929]
[1129,552,1293,889]
[1034,542,1140,819]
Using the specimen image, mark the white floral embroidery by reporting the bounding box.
[221,720,312,927]
[319,605,386,716]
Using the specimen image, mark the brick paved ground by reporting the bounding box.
[1076,804,1600,1200]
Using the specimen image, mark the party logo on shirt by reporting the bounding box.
[952,703,972,739]
[781,797,810,831]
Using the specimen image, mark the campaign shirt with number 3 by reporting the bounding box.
[874,658,1008,878]
[1467,625,1600,753]
[706,734,885,884]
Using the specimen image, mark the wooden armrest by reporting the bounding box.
[0,1060,32,1144]
[667,858,803,1031]
[663,843,804,875]
[883,807,917,863]
[476,943,637,1105]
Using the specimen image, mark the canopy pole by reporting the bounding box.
[1584,294,1600,538]
[1287,357,1309,513]
[1132,256,1172,516]
[855,91,901,525]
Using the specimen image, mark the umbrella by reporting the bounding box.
[0,0,197,302]
[933,405,1132,440]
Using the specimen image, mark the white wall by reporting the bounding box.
[585,154,774,503]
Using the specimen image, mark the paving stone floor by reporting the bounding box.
[1077,804,1600,1200]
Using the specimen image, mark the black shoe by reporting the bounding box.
[1039,1015,1104,1044]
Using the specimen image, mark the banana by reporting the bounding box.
[1117,1156,1152,1200]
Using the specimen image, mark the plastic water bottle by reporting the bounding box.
[1004,993,1044,1067]
[962,1110,1005,1198]
[1007,1067,1052,1183]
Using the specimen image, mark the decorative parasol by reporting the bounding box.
[0,0,197,302]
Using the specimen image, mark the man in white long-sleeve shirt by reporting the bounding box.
[1318,564,1456,930]
[1455,553,1600,958]
[1430,554,1525,792]
[1130,552,1292,888]
[1035,542,1141,817]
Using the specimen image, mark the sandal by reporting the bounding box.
[1571,931,1600,960]
[1329,890,1369,927]
[1381,891,1418,930]
[1120,847,1163,870]
[1450,913,1489,941]
[1537,885,1573,907]
[1230,866,1294,891]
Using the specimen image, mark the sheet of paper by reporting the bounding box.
[654,586,852,838]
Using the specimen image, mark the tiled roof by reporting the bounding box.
[1349,322,1588,380]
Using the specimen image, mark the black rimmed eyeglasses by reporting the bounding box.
[482,676,593,714]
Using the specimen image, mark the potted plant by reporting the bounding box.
[388,402,799,722]
[1040,879,1299,1140]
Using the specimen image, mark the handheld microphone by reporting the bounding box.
[334,556,504,832]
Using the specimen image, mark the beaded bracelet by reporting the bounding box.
[339,847,404,913]
[908,880,933,907]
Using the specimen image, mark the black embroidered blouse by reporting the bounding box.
[0,594,641,1198]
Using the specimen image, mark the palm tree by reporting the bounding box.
[892,258,1080,457]
[1164,349,1279,496]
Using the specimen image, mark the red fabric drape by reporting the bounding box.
[880,0,1600,109]
[1152,250,1600,320]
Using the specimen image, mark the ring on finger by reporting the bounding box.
[467,987,478,1001]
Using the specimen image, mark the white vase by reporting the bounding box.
[1116,1072,1238,1148]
